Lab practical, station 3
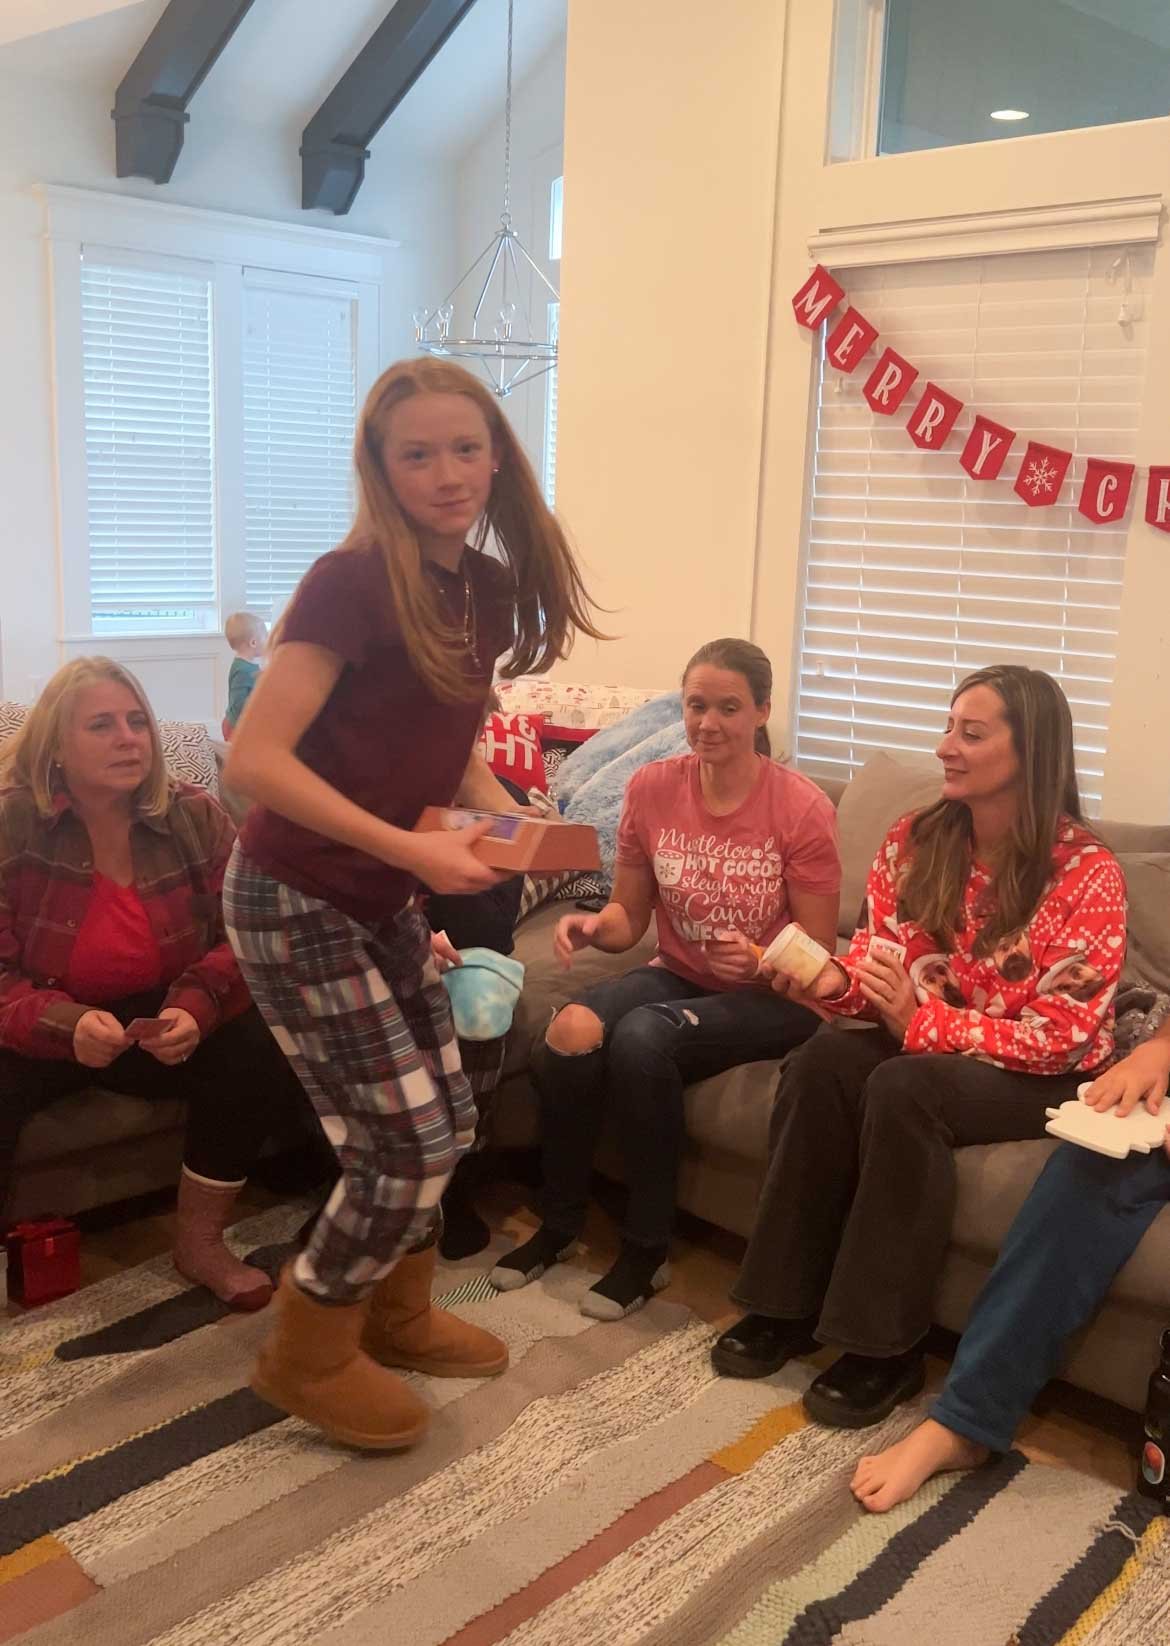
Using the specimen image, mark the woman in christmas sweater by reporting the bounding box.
[712,664,1127,1429]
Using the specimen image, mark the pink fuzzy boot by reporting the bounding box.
[173,1168,272,1311]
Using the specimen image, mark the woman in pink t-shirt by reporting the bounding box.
[492,638,842,1317]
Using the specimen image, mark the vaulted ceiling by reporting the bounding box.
[0,0,566,162]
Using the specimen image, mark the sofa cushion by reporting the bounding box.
[682,1059,777,1161]
[1115,852,1170,993]
[1096,820,1170,856]
[951,1136,1170,1309]
[834,752,942,936]
[15,1087,186,1164]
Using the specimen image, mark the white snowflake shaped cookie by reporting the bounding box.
[1044,1088,1170,1159]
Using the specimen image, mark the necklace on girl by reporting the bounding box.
[461,572,481,670]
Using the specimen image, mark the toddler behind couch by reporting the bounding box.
[223,612,267,737]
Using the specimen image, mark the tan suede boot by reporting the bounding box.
[251,1267,429,1450]
[363,1243,509,1378]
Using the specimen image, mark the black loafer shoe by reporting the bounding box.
[803,1349,926,1429]
[711,1312,820,1379]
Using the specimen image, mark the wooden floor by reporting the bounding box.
[33,1171,1139,1494]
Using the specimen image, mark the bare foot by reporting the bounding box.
[850,1418,989,1514]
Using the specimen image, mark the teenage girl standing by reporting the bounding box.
[223,358,601,1449]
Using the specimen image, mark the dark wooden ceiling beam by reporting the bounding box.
[113,0,258,184]
[302,0,481,215]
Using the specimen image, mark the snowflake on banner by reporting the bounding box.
[1023,455,1060,498]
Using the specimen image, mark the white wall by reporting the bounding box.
[453,33,566,474]
[0,1,143,46]
[0,40,458,709]
[555,0,787,689]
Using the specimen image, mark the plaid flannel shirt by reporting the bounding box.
[0,782,250,1060]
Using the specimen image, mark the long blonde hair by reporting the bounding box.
[276,357,606,703]
[0,657,169,818]
[898,665,1087,956]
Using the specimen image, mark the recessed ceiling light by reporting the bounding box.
[990,108,1030,121]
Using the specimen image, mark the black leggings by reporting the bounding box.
[0,995,306,1213]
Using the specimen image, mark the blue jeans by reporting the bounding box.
[532,965,819,1249]
[933,1142,1170,1452]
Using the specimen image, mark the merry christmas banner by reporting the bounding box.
[792,265,1169,533]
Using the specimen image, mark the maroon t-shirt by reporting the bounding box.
[240,541,514,926]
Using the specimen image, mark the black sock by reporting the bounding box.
[440,1199,491,1260]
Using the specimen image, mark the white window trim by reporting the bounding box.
[810,194,1165,268]
[533,154,563,506]
[827,0,885,164]
[42,185,387,642]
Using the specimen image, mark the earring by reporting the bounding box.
[492,466,500,475]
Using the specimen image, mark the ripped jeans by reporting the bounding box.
[531,964,819,1250]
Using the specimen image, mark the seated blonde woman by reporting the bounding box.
[0,658,307,1308]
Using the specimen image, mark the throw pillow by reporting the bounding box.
[158,719,218,794]
[554,690,682,806]
[541,736,587,791]
[495,678,665,733]
[0,700,27,750]
[479,710,548,795]
[834,750,942,938]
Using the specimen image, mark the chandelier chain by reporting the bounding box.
[412,0,559,396]
[502,0,514,228]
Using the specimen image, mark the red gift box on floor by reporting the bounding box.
[6,1217,81,1306]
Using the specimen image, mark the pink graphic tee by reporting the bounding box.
[615,755,841,991]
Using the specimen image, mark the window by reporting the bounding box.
[832,0,1170,160]
[49,188,381,641]
[549,174,564,263]
[81,257,215,634]
[243,278,358,615]
[794,243,1154,810]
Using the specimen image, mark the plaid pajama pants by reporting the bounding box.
[223,844,476,1303]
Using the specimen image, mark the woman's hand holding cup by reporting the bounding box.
[758,923,847,1015]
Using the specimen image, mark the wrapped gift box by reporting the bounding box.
[414,807,601,874]
[6,1216,81,1306]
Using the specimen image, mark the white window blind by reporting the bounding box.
[543,301,559,507]
[81,257,215,632]
[795,244,1154,809]
[243,280,358,616]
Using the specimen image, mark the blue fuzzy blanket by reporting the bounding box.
[559,693,688,884]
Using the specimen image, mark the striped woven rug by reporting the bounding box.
[1,1203,1167,1646]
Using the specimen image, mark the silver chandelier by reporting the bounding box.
[412,0,558,397]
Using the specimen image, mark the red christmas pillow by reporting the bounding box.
[479,711,548,794]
